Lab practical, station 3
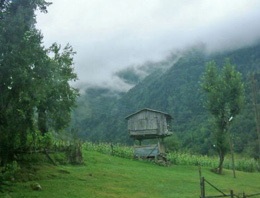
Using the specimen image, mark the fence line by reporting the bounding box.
[199,166,260,198]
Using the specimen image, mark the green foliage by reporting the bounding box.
[37,43,79,135]
[0,161,20,180]
[85,142,134,159]
[201,59,244,118]
[65,140,83,165]
[39,132,54,150]
[2,150,260,197]
[164,133,181,151]
[0,0,78,165]
[71,42,260,160]
[200,59,245,173]
[84,142,259,172]
[167,152,259,172]
[0,0,48,164]
[115,66,142,85]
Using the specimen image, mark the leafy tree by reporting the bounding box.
[0,0,50,164]
[37,43,79,135]
[200,59,245,174]
[0,0,78,165]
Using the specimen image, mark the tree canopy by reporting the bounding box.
[200,59,245,174]
[0,0,78,165]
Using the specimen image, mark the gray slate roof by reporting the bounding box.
[125,108,173,119]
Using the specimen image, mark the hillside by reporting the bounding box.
[71,43,260,156]
[3,150,260,198]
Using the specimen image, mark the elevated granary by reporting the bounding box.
[125,108,173,140]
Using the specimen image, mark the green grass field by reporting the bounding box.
[2,150,260,198]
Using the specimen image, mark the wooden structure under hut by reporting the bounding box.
[125,108,173,165]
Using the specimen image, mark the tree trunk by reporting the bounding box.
[218,149,225,174]
[19,107,34,150]
[38,105,48,135]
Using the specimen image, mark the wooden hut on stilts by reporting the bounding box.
[125,108,173,165]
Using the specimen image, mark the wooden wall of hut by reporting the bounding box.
[127,110,168,137]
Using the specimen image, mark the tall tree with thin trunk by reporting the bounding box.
[200,59,245,174]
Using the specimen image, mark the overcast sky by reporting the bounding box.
[36,0,260,90]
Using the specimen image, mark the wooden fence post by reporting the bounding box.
[199,165,203,198]
[230,190,234,198]
[201,177,205,198]
[199,166,205,198]
[110,143,114,156]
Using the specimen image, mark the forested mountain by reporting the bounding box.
[71,43,260,157]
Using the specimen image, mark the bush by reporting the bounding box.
[84,142,134,159]
[39,132,54,150]
[66,141,83,165]
[0,161,20,180]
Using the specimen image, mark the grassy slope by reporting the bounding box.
[3,151,260,198]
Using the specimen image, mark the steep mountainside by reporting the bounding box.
[71,43,260,156]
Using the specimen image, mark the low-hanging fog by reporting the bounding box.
[36,0,260,92]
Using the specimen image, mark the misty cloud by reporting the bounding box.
[36,0,260,91]
[76,75,134,94]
